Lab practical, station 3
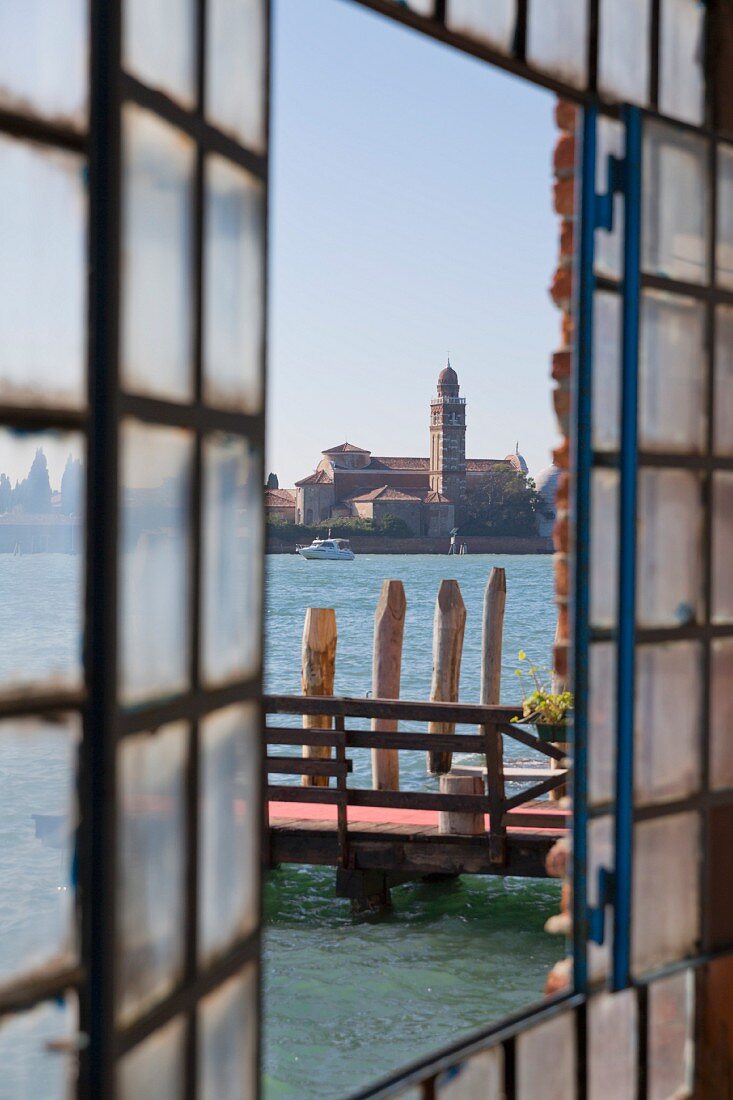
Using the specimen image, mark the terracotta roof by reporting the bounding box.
[466,458,506,472]
[349,485,423,503]
[322,442,370,455]
[264,488,295,505]
[368,457,430,471]
[295,469,333,487]
[422,490,453,504]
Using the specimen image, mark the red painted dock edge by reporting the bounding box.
[268,801,569,836]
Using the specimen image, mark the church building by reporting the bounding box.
[291,364,529,536]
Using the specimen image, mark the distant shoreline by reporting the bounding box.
[267,534,553,556]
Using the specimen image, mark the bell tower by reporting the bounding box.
[429,359,467,517]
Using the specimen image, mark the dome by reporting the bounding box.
[535,464,560,502]
[438,364,458,385]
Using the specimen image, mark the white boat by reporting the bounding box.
[296,535,355,561]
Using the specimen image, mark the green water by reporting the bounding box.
[263,554,563,1098]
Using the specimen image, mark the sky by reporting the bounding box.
[267,0,561,487]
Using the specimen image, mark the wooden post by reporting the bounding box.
[301,607,337,787]
[371,580,406,791]
[481,568,507,862]
[550,617,568,801]
[427,579,466,774]
[438,775,484,835]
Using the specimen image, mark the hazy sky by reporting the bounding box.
[267,0,561,487]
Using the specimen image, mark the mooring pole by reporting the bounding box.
[301,607,337,787]
[371,580,406,791]
[481,567,507,862]
[427,579,466,774]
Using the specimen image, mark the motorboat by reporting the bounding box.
[296,535,355,561]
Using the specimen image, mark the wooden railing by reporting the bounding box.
[264,694,569,869]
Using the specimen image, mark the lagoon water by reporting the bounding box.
[263,553,562,1098]
[0,552,562,1099]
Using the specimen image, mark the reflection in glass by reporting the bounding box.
[0,717,78,988]
[647,970,694,1100]
[642,124,708,284]
[0,0,87,127]
[588,815,612,982]
[516,1011,576,1100]
[637,469,702,628]
[659,0,705,125]
[202,435,262,686]
[118,1016,186,1100]
[0,429,84,695]
[711,638,733,791]
[199,704,259,962]
[0,136,86,408]
[198,965,257,1100]
[206,0,266,152]
[598,0,650,106]
[123,0,195,106]
[436,1048,503,1098]
[0,997,78,1099]
[117,722,187,1023]
[592,291,621,451]
[590,469,618,628]
[635,643,701,805]
[639,291,705,453]
[121,105,195,402]
[120,421,192,705]
[589,643,615,808]
[712,473,733,623]
[718,147,733,290]
[594,118,624,281]
[714,305,733,455]
[632,812,699,976]
[204,156,265,412]
[445,0,516,52]
[527,0,588,88]
[588,990,637,1100]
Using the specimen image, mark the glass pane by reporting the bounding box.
[119,420,192,705]
[0,716,78,988]
[588,815,612,983]
[123,0,195,106]
[118,1016,186,1100]
[648,970,694,1100]
[445,0,516,52]
[717,146,733,290]
[708,804,733,948]
[592,291,621,451]
[632,812,700,976]
[202,434,262,686]
[714,305,733,455]
[598,0,651,106]
[589,643,615,808]
[198,965,257,1100]
[588,989,637,1100]
[204,156,265,412]
[199,703,259,962]
[659,0,705,125]
[0,136,86,408]
[594,118,624,281]
[121,105,195,402]
[637,468,702,627]
[206,0,266,152]
[0,430,84,695]
[635,642,701,805]
[711,638,733,791]
[0,0,87,128]
[526,0,588,88]
[590,469,618,628]
[639,291,706,452]
[0,996,77,1099]
[117,722,187,1023]
[436,1047,503,1098]
[642,123,708,285]
[516,1010,576,1100]
[712,472,733,623]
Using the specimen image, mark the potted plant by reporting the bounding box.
[512,650,574,742]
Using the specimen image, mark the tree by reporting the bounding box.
[14,448,53,514]
[60,455,83,515]
[463,465,550,537]
[266,472,279,490]
[0,473,11,514]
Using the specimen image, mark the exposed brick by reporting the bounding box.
[553,383,571,426]
[554,553,569,600]
[546,837,570,878]
[553,641,569,681]
[560,220,574,260]
[554,512,569,553]
[556,472,570,509]
[553,439,570,469]
[556,600,569,642]
[555,98,577,133]
[549,265,573,308]
[545,957,572,996]
[552,349,572,382]
[553,177,575,217]
[554,133,576,176]
[561,312,574,347]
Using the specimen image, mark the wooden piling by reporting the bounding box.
[481,568,507,860]
[427,579,466,774]
[301,607,337,787]
[371,580,407,791]
[550,617,568,801]
[438,775,484,835]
